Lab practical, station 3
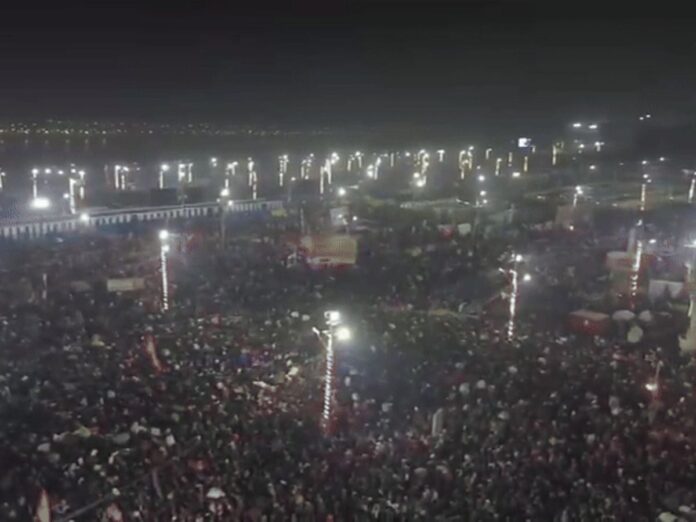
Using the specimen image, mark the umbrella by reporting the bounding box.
[612,310,635,322]
[638,310,654,323]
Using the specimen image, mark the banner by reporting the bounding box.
[300,235,357,268]
[107,277,146,293]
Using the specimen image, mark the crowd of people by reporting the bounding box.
[0,212,695,521]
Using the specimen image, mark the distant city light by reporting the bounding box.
[79,212,90,223]
[159,229,169,241]
[512,171,521,178]
[588,123,598,130]
[572,122,582,128]
[337,187,347,197]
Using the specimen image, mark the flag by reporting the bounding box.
[143,334,164,373]
[34,489,51,522]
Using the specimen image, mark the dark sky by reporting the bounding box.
[1,1,695,132]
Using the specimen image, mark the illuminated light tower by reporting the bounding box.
[114,164,122,190]
[523,155,529,174]
[278,155,288,187]
[219,188,232,247]
[573,185,583,208]
[119,166,129,190]
[437,149,445,163]
[458,150,467,179]
[374,156,382,180]
[630,223,644,309]
[0,169,5,191]
[594,141,603,152]
[186,162,193,184]
[247,158,255,187]
[347,154,354,172]
[210,156,218,168]
[495,157,502,176]
[177,163,186,184]
[224,161,238,189]
[328,152,339,185]
[640,174,651,212]
[78,169,86,199]
[420,153,430,177]
[389,152,395,168]
[159,163,170,189]
[366,164,376,179]
[320,165,326,195]
[355,151,363,169]
[485,147,492,160]
[688,173,696,204]
[467,146,474,170]
[300,158,308,180]
[31,168,40,199]
[159,230,170,312]
[506,253,530,340]
[507,151,514,167]
[68,178,78,214]
[552,144,559,166]
[314,311,351,434]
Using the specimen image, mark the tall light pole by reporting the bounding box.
[219,188,231,248]
[0,169,5,191]
[159,163,170,189]
[630,224,644,309]
[159,230,170,312]
[374,156,382,180]
[68,178,78,214]
[225,161,238,189]
[495,158,502,176]
[437,149,445,163]
[505,254,530,340]
[640,174,651,212]
[688,173,696,204]
[186,162,193,184]
[247,158,258,200]
[177,163,186,184]
[314,311,351,434]
[458,150,467,179]
[31,168,39,199]
[78,169,86,200]
[114,164,122,190]
[523,155,529,174]
[278,155,288,187]
[355,151,363,169]
[485,148,492,160]
[573,185,583,208]
[507,151,514,167]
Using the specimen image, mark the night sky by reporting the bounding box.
[1,1,695,133]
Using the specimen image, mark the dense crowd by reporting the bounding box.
[0,216,695,521]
